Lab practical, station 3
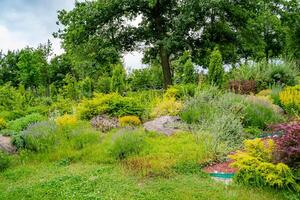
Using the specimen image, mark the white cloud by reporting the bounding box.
[0,0,143,69]
[0,25,27,51]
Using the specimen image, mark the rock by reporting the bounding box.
[91,115,119,132]
[143,116,181,136]
[0,135,16,154]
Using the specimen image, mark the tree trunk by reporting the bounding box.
[159,45,172,88]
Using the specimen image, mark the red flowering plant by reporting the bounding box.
[269,122,300,168]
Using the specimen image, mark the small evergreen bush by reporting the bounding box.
[208,48,224,87]
[7,113,45,132]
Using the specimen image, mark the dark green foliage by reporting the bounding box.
[96,77,111,94]
[110,64,126,93]
[0,151,10,172]
[129,62,163,91]
[208,48,224,87]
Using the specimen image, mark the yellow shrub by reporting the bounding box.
[0,117,7,130]
[229,138,299,190]
[55,114,78,127]
[119,116,141,127]
[151,97,183,118]
[256,89,272,97]
[279,85,300,114]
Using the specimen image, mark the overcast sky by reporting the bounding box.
[0,0,143,69]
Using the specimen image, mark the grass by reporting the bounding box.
[0,162,292,200]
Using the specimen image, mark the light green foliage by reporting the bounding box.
[109,129,146,160]
[0,151,10,172]
[110,64,126,93]
[151,97,183,118]
[229,61,298,90]
[76,93,144,120]
[164,84,197,100]
[208,48,224,87]
[230,139,299,191]
[15,121,100,154]
[7,113,45,132]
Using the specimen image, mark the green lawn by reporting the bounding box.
[0,162,293,200]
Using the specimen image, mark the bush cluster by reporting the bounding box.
[230,139,299,191]
[77,93,145,120]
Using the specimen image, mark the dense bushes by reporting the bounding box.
[76,93,144,120]
[230,139,299,191]
[151,97,183,118]
[15,121,100,153]
[7,113,45,132]
[229,62,298,90]
[0,151,10,172]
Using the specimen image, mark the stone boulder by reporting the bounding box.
[143,116,181,136]
[0,135,16,154]
[91,115,119,132]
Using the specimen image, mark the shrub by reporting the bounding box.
[18,121,57,152]
[274,130,300,169]
[243,96,284,130]
[230,139,299,191]
[0,151,10,172]
[269,122,300,168]
[77,93,144,120]
[279,85,300,114]
[229,80,257,94]
[91,115,119,132]
[0,117,7,130]
[208,47,224,87]
[264,63,298,87]
[229,61,298,90]
[109,129,146,160]
[119,116,141,127]
[151,97,183,118]
[164,84,197,99]
[55,114,78,127]
[96,76,111,94]
[110,64,126,93]
[7,113,45,132]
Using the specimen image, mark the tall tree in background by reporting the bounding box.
[56,0,194,87]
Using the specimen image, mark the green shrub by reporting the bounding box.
[164,84,197,99]
[208,47,224,87]
[0,151,10,172]
[16,121,100,153]
[243,96,284,129]
[7,113,45,132]
[110,64,126,93]
[229,61,298,90]
[0,110,25,121]
[77,93,144,120]
[16,121,57,151]
[109,129,146,160]
[96,76,111,94]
